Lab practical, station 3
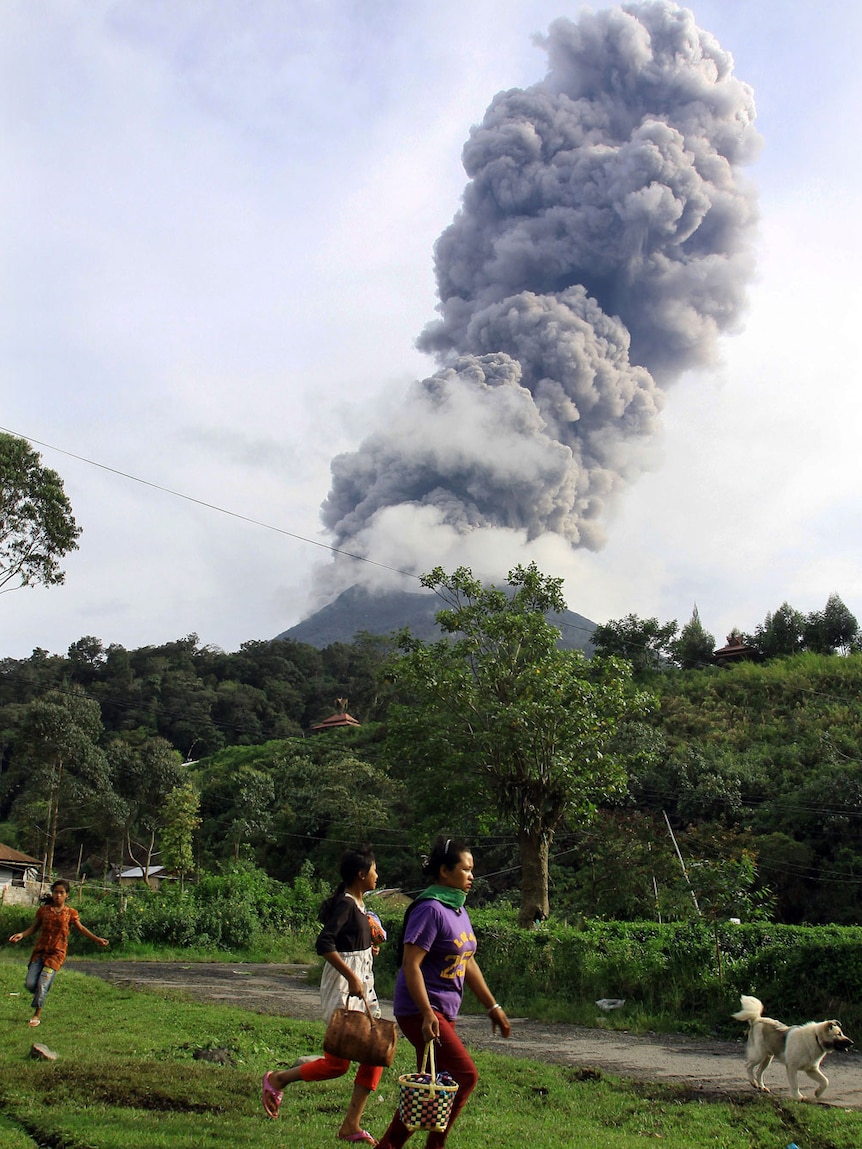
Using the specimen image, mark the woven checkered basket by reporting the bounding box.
[397,1042,459,1133]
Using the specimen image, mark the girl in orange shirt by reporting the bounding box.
[9,879,108,1026]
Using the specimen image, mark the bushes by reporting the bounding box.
[374,909,862,1035]
[8,879,862,1039]
[0,861,327,956]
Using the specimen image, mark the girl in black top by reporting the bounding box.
[262,848,384,1146]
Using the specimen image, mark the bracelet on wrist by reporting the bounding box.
[487,1003,502,1013]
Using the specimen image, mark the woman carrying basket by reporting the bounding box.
[262,847,384,1145]
[376,837,510,1149]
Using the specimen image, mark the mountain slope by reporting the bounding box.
[277,584,596,652]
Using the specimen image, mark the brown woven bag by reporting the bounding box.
[323,993,398,1067]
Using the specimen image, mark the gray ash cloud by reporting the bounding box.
[321,1,759,567]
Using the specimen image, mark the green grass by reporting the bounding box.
[70,935,318,964]
[0,956,861,1148]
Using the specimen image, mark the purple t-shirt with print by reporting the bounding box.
[393,899,477,1021]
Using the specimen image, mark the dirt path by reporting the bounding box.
[69,960,862,1108]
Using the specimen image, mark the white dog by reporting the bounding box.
[733,994,853,1100]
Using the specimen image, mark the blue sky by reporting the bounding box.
[2,1,861,658]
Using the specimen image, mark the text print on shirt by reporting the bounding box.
[440,929,477,980]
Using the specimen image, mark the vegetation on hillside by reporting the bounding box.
[1,572,861,928]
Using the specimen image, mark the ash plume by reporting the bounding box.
[319,1,759,591]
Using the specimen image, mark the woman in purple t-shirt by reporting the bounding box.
[377,837,510,1149]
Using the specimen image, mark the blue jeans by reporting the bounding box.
[25,959,56,1011]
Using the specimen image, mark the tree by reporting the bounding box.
[15,688,115,877]
[198,762,276,862]
[671,605,716,670]
[108,733,186,876]
[752,602,805,658]
[160,783,201,889]
[390,564,651,926]
[66,636,106,685]
[195,737,401,879]
[590,613,678,673]
[0,433,81,592]
[804,594,858,654]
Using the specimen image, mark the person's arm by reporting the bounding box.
[74,919,109,947]
[8,917,39,944]
[401,943,440,1043]
[322,950,364,999]
[464,958,511,1037]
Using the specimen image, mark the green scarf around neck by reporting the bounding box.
[415,884,467,911]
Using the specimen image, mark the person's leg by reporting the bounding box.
[262,1050,352,1118]
[422,1015,478,1149]
[422,1020,482,1144]
[377,1014,478,1149]
[338,1064,385,1141]
[375,1015,428,1149]
[24,960,55,1022]
[24,959,42,998]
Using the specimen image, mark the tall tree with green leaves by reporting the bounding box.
[15,688,116,877]
[160,783,201,889]
[671,605,716,669]
[108,733,187,876]
[804,593,859,654]
[752,602,805,658]
[0,433,81,593]
[390,564,651,926]
[590,613,679,673]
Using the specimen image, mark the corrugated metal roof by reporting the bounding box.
[0,843,40,865]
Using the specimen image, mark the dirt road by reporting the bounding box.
[69,960,862,1108]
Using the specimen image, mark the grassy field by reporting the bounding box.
[1,956,861,1149]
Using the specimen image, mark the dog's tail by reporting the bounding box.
[732,995,764,1023]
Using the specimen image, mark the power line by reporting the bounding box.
[0,424,601,644]
[0,424,422,585]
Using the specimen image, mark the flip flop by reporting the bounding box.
[27,1019,41,1027]
[261,1072,283,1119]
[337,1132,378,1145]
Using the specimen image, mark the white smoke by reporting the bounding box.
[318,1,759,596]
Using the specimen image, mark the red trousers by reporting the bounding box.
[377,1012,479,1149]
[300,1050,383,1092]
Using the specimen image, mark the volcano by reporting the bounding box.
[277,584,596,652]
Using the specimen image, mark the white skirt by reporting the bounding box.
[319,947,380,1023]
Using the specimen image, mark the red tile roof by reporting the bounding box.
[309,712,361,731]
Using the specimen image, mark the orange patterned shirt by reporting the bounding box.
[29,905,80,971]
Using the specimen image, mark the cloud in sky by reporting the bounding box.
[2,0,861,658]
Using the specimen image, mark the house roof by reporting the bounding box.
[0,843,40,865]
[309,712,361,732]
[118,866,168,879]
[713,633,758,661]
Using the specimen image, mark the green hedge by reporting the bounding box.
[372,909,862,1036]
[7,882,862,1037]
[0,861,324,955]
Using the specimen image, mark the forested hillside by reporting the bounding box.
[1,626,861,927]
[0,633,393,755]
[549,653,862,925]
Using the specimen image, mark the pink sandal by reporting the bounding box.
[262,1072,283,1119]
